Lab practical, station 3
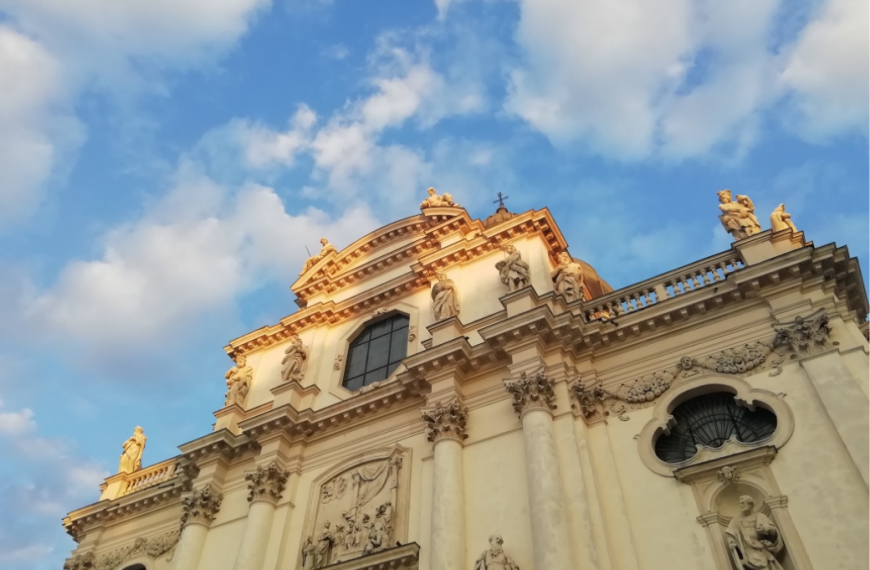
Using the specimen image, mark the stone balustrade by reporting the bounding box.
[121,458,180,496]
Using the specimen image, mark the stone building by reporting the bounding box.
[64,190,869,570]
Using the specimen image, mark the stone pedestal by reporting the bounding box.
[421,399,468,570]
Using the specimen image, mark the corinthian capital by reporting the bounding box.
[246,461,290,505]
[181,485,223,528]
[505,371,557,418]
[421,399,469,443]
[773,310,834,356]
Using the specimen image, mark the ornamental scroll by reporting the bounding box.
[300,448,407,569]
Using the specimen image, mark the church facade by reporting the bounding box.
[64,190,869,570]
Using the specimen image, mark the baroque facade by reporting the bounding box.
[64,190,869,570]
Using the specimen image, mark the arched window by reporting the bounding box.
[342,314,410,391]
[121,565,146,570]
[654,392,777,464]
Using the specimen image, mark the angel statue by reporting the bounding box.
[118,426,147,474]
[431,272,460,321]
[474,535,520,570]
[717,190,761,240]
[281,335,309,383]
[770,204,798,233]
[726,495,785,570]
[496,244,531,292]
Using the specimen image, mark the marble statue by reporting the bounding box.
[313,521,334,568]
[474,535,520,570]
[118,426,146,474]
[770,204,797,233]
[496,244,531,292]
[281,335,309,383]
[551,251,585,302]
[300,536,315,569]
[301,238,338,275]
[718,190,761,240]
[224,354,253,408]
[420,187,460,209]
[726,495,784,570]
[431,272,460,321]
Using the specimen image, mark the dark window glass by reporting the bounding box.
[342,314,410,391]
[654,392,777,464]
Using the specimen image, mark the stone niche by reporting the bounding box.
[299,446,411,569]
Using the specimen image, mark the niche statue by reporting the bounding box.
[726,495,784,570]
[496,244,531,292]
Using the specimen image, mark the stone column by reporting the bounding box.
[505,372,573,569]
[232,462,289,570]
[170,485,223,570]
[421,399,468,570]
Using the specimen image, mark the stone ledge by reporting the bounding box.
[320,542,420,570]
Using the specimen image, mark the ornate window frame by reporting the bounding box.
[329,302,420,401]
[637,374,795,477]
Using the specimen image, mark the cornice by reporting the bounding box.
[178,429,256,463]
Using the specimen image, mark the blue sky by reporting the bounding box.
[0,0,867,567]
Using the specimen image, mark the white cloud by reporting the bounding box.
[0,398,36,435]
[780,0,869,139]
[238,105,317,169]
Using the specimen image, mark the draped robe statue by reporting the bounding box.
[224,354,253,407]
[281,335,309,383]
[118,426,146,474]
[474,535,520,570]
[770,204,797,233]
[301,238,338,275]
[496,245,531,292]
[420,187,460,209]
[431,272,459,320]
[726,495,784,570]
[718,190,761,240]
[551,251,585,302]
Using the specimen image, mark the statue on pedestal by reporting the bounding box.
[718,190,761,240]
[281,335,309,383]
[224,354,253,407]
[770,204,798,233]
[420,187,460,209]
[301,238,338,275]
[551,251,585,302]
[474,535,520,570]
[118,426,146,474]
[726,495,784,570]
[496,244,531,292]
[431,272,460,321]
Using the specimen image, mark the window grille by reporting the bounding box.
[654,392,777,464]
[342,314,410,391]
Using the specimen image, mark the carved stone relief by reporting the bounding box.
[246,461,290,504]
[474,535,521,570]
[300,451,406,569]
[64,530,181,570]
[421,399,468,443]
[181,485,223,528]
[505,371,557,417]
[772,310,834,356]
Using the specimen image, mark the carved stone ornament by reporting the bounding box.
[334,354,344,371]
[474,534,520,570]
[64,530,181,570]
[181,485,223,528]
[679,340,786,378]
[281,335,310,383]
[301,452,405,568]
[371,307,388,318]
[772,310,834,356]
[505,371,557,418]
[421,399,469,443]
[408,325,417,344]
[246,461,290,504]
[717,466,740,485]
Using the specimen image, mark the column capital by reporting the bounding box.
[773,309,834,357]
[421,398,469,444]
[505,371,557,418]
[245,461,290,505]
[181,485,223,529]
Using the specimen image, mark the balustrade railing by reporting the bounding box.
[583,252,744,321]
[120,458,180,496]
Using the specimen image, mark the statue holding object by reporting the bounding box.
[224,354,253,408]
[118,426,146,474]
[726,495,785,570]
[496,244,531,292]
[281,335,309,383]
[717,189,761,240]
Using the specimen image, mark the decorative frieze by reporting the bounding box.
[246,462,290,504]
[181,485,223,528]
[64,531,181,570]
[773,310,834,356]
[421,399,469,443]
[505,371,557,418]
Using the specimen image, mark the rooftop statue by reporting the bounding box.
[770,204,798,233]
[496,244,531,292]
[301,238,338,275]
[118,426,146,474]
[224,354,253,408]
[420,187,460,209]
[726,495,785,570]
[281,335,309,383]
[431,271,460,321]
[718,189,761,240]
[551,251,585,302]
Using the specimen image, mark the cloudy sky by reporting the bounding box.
[0,0,867,567]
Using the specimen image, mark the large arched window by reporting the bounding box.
[654,392,777,464]
[342,314,410,391]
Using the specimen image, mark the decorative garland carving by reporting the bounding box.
[505,371,557,417]
[679,340,786,378]
[421,399,469,443]
[773,310,835,355]
[246,461,290,504]
[569,367,678,422]
[181,485,223,528]
[63,530,181,570]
